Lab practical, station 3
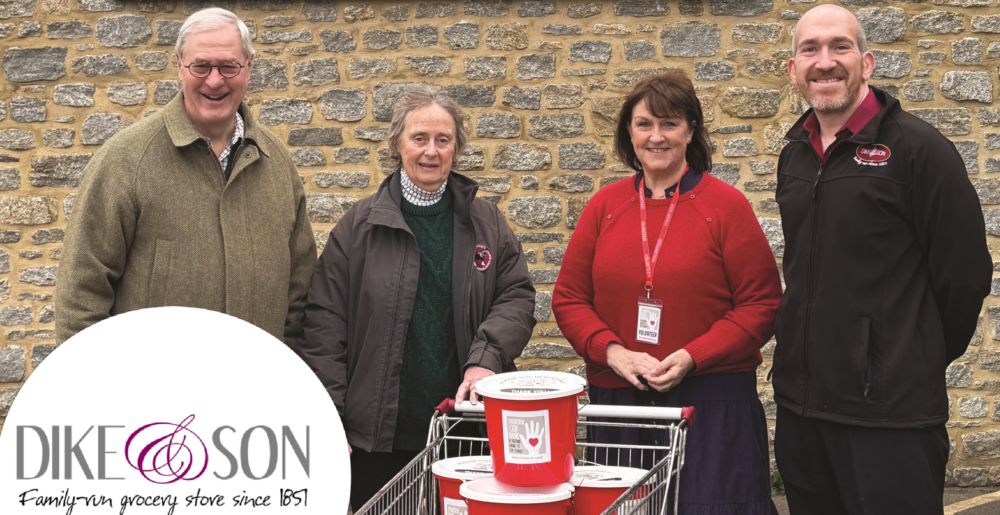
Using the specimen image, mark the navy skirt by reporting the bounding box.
[586,371,776,515]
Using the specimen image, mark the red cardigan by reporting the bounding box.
[552,175,782,388]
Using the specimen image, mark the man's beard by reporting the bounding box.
[801,66,862,114]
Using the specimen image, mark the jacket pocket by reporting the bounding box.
[857,317,873,404]
[148,239,173,307]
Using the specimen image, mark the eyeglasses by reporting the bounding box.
[181,61,247,78]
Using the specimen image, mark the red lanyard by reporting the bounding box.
[638,167,687,298]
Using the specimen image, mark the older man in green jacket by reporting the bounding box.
[56,8,315,345]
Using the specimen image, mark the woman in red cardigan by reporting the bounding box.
[553,71,782,514]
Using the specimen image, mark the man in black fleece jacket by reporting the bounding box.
[773,5,992,514]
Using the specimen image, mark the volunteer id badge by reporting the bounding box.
[636,297,663,344]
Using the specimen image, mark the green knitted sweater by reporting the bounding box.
[394,193,460,451]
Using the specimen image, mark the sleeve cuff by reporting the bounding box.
[589,331,620,367]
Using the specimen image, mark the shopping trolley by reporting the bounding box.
[356,398,694,515]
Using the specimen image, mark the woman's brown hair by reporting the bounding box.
[613,70,713,174]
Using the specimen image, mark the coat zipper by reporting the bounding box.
[371,237,410,448]
[801,153,826,417]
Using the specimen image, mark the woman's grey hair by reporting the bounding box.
[386,85,470,172]
[175,8,255,61]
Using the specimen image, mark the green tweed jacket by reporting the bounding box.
[56,94,317,346]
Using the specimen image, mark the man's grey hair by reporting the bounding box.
[386,85,470,171]
[791,18,868,56]
[175,8,255,60]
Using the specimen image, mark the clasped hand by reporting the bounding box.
[606,343,695,392]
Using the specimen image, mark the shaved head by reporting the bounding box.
[793,4,867,56]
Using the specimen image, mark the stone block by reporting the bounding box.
[710,163,740,186]
[258,98,312,125]
[723,138,759,158]
[919,51,946,65]
[405,25,438,49]
[132,51,167,73]
[516,53,555,80]
[902,80,934,102]
[349,58,396,79]
[442,85,495,107]
[502,87,541,111]
[568,3,602,18]
[746,58,786,77]
[315,171,370,189]
[31,228,63,245]
[0,130,34,150]
[291,149,325,167]
[319,30,356,53]
[107,82,146,106]
[291,58,339,87]
[612,67,673,88]
[721,88,780,119]
[521,342,575,359]
[559,143,605,170]
[570,41,611,64]
[333,148,370,165]
[661,22,720,57]
[625,40,655,61]
[529,269,559,284]
[81,113,130,145]
[732,23,782,44]
[910,108,971,136]
[911,10,965,34]
[0,345,24,382]
[955,468,989,487]
[695,61,734,82]
[613,1,669,16]
[354,127,388,142]
[343,4,374,23]
[444,22,479,50]
[964,430,1000,458]
[372,82,421,122]
[529,114,585,140]
[260,29,312,45]
[870,50,910,79]
[477,113,520,139]
[549,174,594,193]
[465,0,510,16]
[954,140,979,174]
[10,97,45,123]
[486,23,528,51]
[493,144,551,171]
[465,56,505,80]
[404,56,450,77]
[152,80,180,105]
[509,196,561,229]
[262,15,295,27]
[758,218,784,257]
[3,47,67,82]
[416,4,456,18]
[247,59,288,93]
[855,7,906,44]
[544,84,584,109]
[941,71,993,103]
[533,290,552,321]
[961,397,989,418]
[47,21,93,39]
[543,24,582,36]
[946,363,973,387]
[952,37,983,66]
[288,128,342,147]
[71,54,129,77]
[521,175,539,191]
[592,97,624,137]
[96,14,151,48]
[306,193,358,224]
[0,306,30,326]
[456,145,485,172]
[29,154,90,188]
[19,266,57,286]
[972,15,1000,33]
[0,169,19,190]
[708,0,772,16]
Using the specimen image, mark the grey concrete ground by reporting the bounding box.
[772,488,1000,514]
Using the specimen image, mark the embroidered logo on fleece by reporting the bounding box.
[474,243,492,272]
[854,144,891,167]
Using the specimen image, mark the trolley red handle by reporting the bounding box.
[441,399,695,427]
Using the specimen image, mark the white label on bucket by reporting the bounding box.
[443,497,467,515]
[501,409,552,464]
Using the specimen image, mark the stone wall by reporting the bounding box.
[0,0,998,485]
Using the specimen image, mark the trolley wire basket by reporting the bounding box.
[355,399,693,515]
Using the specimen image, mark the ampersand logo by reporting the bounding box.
[125,414,209,484]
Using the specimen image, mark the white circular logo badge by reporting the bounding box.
[0,307,350,514]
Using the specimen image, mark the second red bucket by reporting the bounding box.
[474,371,587,486]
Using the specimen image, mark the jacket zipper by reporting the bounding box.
[801,153,826,417]
[371,237,410,448]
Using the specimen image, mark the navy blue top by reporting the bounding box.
[634,169,704,198]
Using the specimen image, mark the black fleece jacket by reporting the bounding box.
[773,88,991,428]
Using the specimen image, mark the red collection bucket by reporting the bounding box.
[460,477,575,515]
[474,371,587,487]
[432,456,493,515]
[569,466,649,515]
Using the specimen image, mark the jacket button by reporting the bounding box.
[707,217,712,223]
[690,194,696,199]
[606,214,612,219]
[631,197,635,202]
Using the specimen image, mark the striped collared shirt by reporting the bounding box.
[399,169,447,206]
